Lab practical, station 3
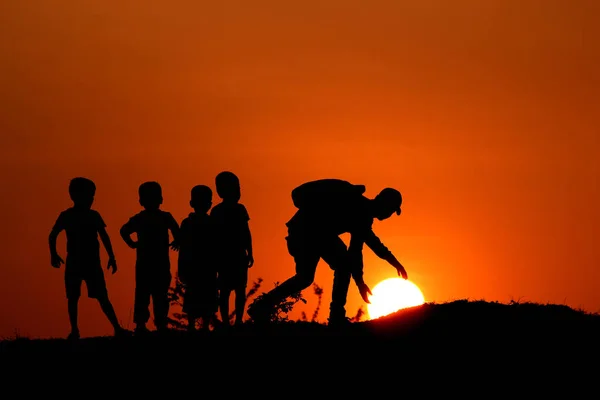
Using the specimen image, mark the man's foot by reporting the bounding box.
[67,330,80,341]
[327,316,352,329]
[247,300,271,324]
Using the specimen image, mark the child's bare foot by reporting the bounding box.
[114,327,131,338]
[67,330,80,341]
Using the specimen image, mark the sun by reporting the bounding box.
[366,278,425,320]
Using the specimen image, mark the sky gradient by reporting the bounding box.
[1,0,598,338]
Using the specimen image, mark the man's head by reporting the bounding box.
[372,187,402,220]
[215,171,241,202]
[138,181,163,210]
[69,177,96,209]
[190,185,212,214]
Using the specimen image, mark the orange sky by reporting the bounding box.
[1,1,598,339]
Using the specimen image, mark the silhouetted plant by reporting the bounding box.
[226,278,263,324]
[170,277,329,327]
[168,276,266,329]
[351,306,366,322]
[311,283,323,322]
[167,276,188,330]
[250,283,307,323]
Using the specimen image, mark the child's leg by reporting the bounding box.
[97,294,122,332]
[65,268,82,338]
[151,273,172,331]
[86,268,123,333]
[233,267,249,325]
[234,285,247,325]
[219,288,231,326]
[134,279,152,331]
[67,297,80,337]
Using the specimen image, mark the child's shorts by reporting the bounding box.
[64,261,108,300]
[218,266,249,291]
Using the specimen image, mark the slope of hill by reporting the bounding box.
[2,299,599,394]
[3,299,599,355]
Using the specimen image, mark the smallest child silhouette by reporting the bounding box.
[210,171,254,327]
[48,177,126,340]
[120,181,180,335]
[178,185,220,332]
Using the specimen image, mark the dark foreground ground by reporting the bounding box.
[2,299,599,392]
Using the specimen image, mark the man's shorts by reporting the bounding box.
[65,261,108,300]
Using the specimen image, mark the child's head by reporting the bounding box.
[190,185,212,214]
[69,177,96,209]
[215,171,241,202]
[138,181,163,210]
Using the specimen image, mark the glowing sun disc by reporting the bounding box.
[367,278,425,320]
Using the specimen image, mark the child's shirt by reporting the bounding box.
[209,202,250,262]
[178,212,215,284]
[121,209,179,270]
[52,207,106,266]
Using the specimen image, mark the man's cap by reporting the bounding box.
[379,187,402,215]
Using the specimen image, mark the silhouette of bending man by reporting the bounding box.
[120,181,180,335]
[48,177,126,340]
[248,178,407,326]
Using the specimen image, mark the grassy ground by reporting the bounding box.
[2,299,598,391]
[3,299,599,352]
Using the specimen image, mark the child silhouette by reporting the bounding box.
[120,181,180,335]
[178,185,220,332]
[48,177,127,340]
[210,171,254,326]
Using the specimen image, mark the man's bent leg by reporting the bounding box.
[261,252,319,307]
[248,239,319,322]
[330,268,352,323]
[321,237,352,324]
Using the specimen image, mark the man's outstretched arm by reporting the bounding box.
[347,233,373,303]
[364,230,408,280]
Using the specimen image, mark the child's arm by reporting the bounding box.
[99,226,118,274]
[242,208,254,267]
[244,223,254,267]
[119,219,138,249]
[176,219,189,283]
[49,214,65,268]
[167,213,181,250]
